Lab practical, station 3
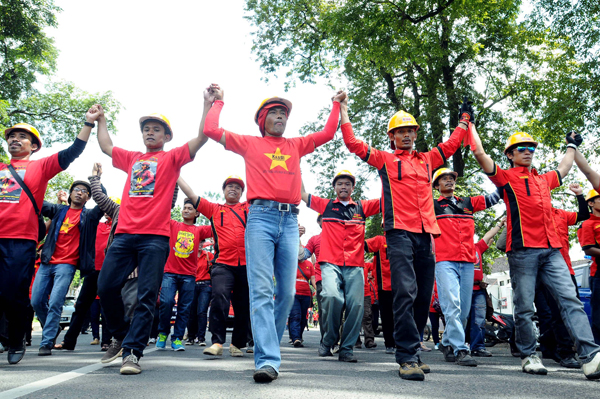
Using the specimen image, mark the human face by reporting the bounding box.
[334,178,354,201]
[223,183,242,204]
[264,107,288,137]
[507,145,535,168]
[589,197,600,214]
[142,121,171,151]
[70,185,89,207]
[182,203,198,222]
[6,130,38,158]
[389,127,417,151]
[436,174,456,196]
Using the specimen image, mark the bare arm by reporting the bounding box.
[176,176,199,206]
[340,96,349,125]
[574,149,600,190]
[557,147,576,179]
[301,179,309,204]
[470,124,495,174]
[311,275,317,291]
[96,105,113,157]
[187,88,219,157]
[481,217,506,246]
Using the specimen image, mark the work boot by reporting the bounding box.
[418,360,431,374]
[203,343,223,356]
[120,353,141,375]
[439,343,456,362]
[456,350,477,367]
[253,366,278,383]
[521,354,548,375]
[399,362,425,381]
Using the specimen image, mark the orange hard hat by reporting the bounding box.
[4,123,43,153]
[139,113,173,137]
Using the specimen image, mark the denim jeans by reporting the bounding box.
[436,261,474,355]
[470,289,487,351]
[31,263,76,349]
[289,294,312,342]
[158,272,196,340]
[508,247,600,361]
[245,204,298,373]
[320,263,364,355]
[98,233,170,358]
[187,280,212,341]
[590,276,600,345]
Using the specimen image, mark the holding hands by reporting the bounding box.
[459,96,475,124]
[566,131,583,147]
[85,104,103,124]
[332,90,347,104]
[92,162,102,177]
[204,84,224,104]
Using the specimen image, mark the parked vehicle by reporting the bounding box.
[59,296,76,330]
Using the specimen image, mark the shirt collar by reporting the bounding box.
[334,197,357,205]
[394,149,418,157]
[437,195,462,202]
[511,166,539,176]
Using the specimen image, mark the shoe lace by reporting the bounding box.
[126,354,139,364]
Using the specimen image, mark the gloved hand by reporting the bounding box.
[566,131,583,147]
[459,96,475,124]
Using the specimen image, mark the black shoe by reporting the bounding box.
[293,339,304,348]
[7,346,26,364]
[338,352,358,363]
[355,342,362,349]
[439,343,456,362]
[38,346,52,356]
[318,343,333,357]
[472,349,493,357]
[456,350,477,367]
[365,341,377,349]
[253,366,278,383]
[560,355,582,369]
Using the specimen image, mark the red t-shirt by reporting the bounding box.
[0,155,63,241]
[305,234,322,282]
[112,144,192,236]
[430,282,439,313]
[196,250,214,282]
[552,207,578,275]
[580,214,600,277]
[486,165,562,252]
[164,221,212,276]
[95,220,112,271]
[365,235,391,291]
[50,208,82,266]
[363,261,374,296]
[473,239,489,290]
[296,259,314,296]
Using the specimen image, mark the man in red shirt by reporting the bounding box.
[581,189,600,345]
[341,96,469,380]
[202,83,345,382]
[96,104,208,374]
[300,215,323,340]
[289,258,315,347]
[355,261,377,349]
[432,168,501,366]
[0,107,98,364]
[301,170,380,362]
[186,240,214,346]
[470,126,600,379]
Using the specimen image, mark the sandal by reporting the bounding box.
[54,342,74,350]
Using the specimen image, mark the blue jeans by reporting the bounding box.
[470,289,487,351]
[158,273,195,340]
[245,204,298,373]
[289,294,312,342]
[187,281,212,341]
[508,247,600,361]
[436,261,474,355]
[31,263,76,349]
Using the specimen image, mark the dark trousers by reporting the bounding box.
[187,280,212,342]
[64,270,100,349]
[98,234,169,358]
[289,294,311,341]
[378,290,395,348]
[209,264,250,348]
[149,303,160,340]
[316,281,324,340]
[536,280,576,360]
[429,312,442,344]
[356,296,375,346]
[591,276,600,345]
[90,299,101,340]
[0,239,37,348]
[386,229,436,364]
[371,302,379,336]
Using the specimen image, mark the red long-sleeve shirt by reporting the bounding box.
[365,235,391,291]
[342,122,466,235]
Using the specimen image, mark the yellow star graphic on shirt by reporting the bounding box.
[60,217,74,234]
[264,147,291,171]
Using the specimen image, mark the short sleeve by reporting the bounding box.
[565,210,578,226]
[292,135,318,158]
[362,198,381,217]
[169,143,193,168]
[485,163,509,187]
[365,236,381,253]
[580,221,599,249]
[541,170,562,191]
[39,153,64,180]
[197,225,213,240]
[224,131,251,156]
[308,194,329,214]
[112,147,139,173]
[471,195,487,213]
[196,197,218,218]
[305,236,316,254]
[474,239,489,255]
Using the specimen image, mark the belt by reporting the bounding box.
[196,280,210,284]
[250,199,300,214]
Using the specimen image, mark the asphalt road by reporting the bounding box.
[0,327,598,399]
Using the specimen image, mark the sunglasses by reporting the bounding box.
[72,187,89,194]
[516,146,536,153]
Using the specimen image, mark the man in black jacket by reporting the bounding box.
[31,180,103,356]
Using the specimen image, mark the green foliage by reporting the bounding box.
[171,205,184,223]
[44,171,74,202]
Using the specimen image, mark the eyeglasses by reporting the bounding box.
[73,187,89,194]
[516,146,536,153]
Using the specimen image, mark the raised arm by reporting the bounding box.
[176,176,199,207]
[202,84,227,147]
[470,124,495,174]
[573,147,600,190]
[89,163,119,219]
[96,105,113,157]
[56,105,101,169]
[309,91,345,148]
[570,183,590,223]
[481,217,506,246]
[186,87,216,157]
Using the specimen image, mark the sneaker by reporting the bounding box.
[288,339,293,344]
[385,347,396,355]
[147,338,156,346]
[90,338,100,345]
[332,344,340,354]
[171,339,185,351]
[439,343,456,362]
[419,342,432,352]
[559,355,581,369]
[521,354,548,375]
[253,366,278,383]
[583,352,600,380]
[38,346,52,356]
[434,343,439,350]
[246,345,254,354]
[456,350,477,367]
[318,343,333,357]
[229,345,243,357]
[399,362,425,381]
[338,352,358,363]
[198,340,206,347]
[101,340,123,363]
[365,341,377,349]
[156,333,167,349]
[120,354,141,375]
[203,343,223,356]
[418,360,431,374]
[293,340,304,348]
[472,349,493,357]
[185,339,195,346]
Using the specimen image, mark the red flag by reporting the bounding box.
[463,122,477,151]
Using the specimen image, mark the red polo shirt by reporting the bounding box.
[363,261,374,296]
[365,235,391,291]
[486,164,562,252]
[552,208,578,275]
[196,250,214,282]
[305,234,322,282]
[580,214,600,277]
[196,198,248,267]
[164,221,212,276]
[296,259,314,296]
[341,122,466,235]
[473,239,489,290]
[308,195,380,267]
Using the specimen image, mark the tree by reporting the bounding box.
[44,171,74,203]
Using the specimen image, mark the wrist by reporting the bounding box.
[84,121,95,127]
[566,143,577,150]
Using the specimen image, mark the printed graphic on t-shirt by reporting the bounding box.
[0,167,25,203]
[264,148,291,171]
[60,217,76,235]
[129,158,157,197]
[174,230,194,258]
[474,251,481,270]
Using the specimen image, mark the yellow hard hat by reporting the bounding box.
[109,196,121,205]
[586,189,600,202]
[332,169,356,186]
[388,111,419,133]
[222,174,245,191]
[139,113,173,137]
[4,123,43,153]
[432,168,458,188]
[504,132,538,154]
[254,97,293,125]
